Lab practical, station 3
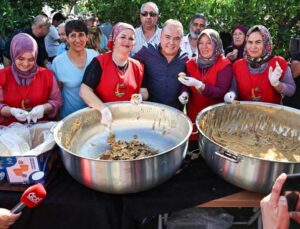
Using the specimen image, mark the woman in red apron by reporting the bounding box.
[178,29,232,151]
[80,22,148,126]
[224,25,295,104]
[0,33,62,126]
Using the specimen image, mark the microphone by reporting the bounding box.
[10,183,47,214]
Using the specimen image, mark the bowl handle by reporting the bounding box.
[214,148,241,163]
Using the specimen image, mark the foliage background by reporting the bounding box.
[0,0,299,58]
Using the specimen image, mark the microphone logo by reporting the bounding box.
[26,192,43,204]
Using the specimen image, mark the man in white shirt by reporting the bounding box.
[131,2,161,56]
[180,13,207,58]
[45,12,66,63]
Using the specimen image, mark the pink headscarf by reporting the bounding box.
[107,22,135,50]
[10,33,38,86]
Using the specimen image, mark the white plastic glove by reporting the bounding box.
[130,94,143,105]
[268,61,283,87]
[28,105,45,123]
[100,107,112,127]
[10,108,29,122]
[178,92,189,105]
[178,76,203,89]
[224,91,236,103]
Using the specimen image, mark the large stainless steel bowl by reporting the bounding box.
[196,102,300,193]
[52,102,192,194]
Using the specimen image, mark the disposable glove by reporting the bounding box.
[178,76,203,89]
[130,94,143,105]
[10,108,29,122]
[224,91,236,103]
[268,61,282,87]
[28,105,45,123]
[178,92,189,105]
[100,106,112,127]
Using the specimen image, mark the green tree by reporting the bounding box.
[0,0,75,38]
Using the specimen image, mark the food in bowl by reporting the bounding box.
[99,133,158,160]
[199,104,300,162]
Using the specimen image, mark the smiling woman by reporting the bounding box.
[0,33,62,125]
[80,22,148,127]
[51,20,99,118]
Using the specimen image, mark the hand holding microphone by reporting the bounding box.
[0,184,46,229]
[10,183,47,214]
[0,208,21,229]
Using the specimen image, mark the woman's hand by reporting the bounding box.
[224,91,236,103]
[100,107,112,127]
[0,208,21,229]
[130,94,143,105]
[28,105,45,123]
[260,173,290,229]
[226,49,238,62]
[178,76,203,90]
[268,61,283,87]
[10,108,29,122]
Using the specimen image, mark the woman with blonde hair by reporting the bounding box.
[86,26,105,54]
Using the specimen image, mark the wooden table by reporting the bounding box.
[198,190,265,208]
[159,191,265,229]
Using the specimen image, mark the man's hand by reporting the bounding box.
[0,208,21,229]
[260,173,290,229]
[178,92,189,105]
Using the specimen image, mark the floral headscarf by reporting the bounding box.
[107,22,135,50]
[232,24,248,59]
[244,25,273,67]
[197,29,224,68]
[10,33,38,86]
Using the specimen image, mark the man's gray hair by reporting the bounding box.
[33,14,49,26]
[140,2,159,14]
[162,19,184,38]
[57,22,65,29]
[189,13,207,27]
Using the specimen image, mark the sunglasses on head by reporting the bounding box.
[141,11,158,17]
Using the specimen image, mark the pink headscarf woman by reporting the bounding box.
[10,33,38,86]
[107,22,135,50]
[0,33,62,125]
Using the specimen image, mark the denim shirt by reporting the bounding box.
[134,44,188,110]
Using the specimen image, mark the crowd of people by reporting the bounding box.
[0,1,300,228]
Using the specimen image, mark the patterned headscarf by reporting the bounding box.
[10,33,38,86]
[232,24,248,59]
[197,29,224,68]
[244,25,273,67]
[107,22,135,50]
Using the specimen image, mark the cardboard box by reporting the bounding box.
[0,122,56,184]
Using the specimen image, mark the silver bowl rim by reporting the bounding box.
[53,101,193,162]
[195,101,300,164]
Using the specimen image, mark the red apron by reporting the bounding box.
[0,67,53,126]
[95,52,144,102]
[233,56,287,103]
[186,56,231,140]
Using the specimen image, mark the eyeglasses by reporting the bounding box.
[140,11,158,17]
